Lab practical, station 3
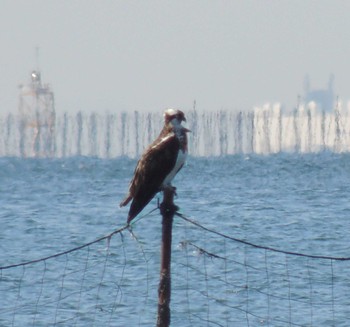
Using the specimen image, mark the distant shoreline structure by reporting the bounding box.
[1,103,350,157]
[0,69,347,157]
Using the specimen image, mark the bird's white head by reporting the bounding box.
[164,108,187,127]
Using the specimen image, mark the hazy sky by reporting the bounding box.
[1,1,350,113]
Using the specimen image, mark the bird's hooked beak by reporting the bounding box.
[181,116,191,132]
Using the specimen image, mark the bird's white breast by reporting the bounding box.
[162,149,187,186]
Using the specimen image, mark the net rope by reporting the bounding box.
[1,210,349,326]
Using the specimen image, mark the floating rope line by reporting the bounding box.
[0,225,129,270]
[175,212,350,261]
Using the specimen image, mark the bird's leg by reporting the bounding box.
[161,184,177,196]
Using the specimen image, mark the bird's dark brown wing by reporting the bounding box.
[121,133,180,223]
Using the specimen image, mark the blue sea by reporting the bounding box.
[1,153,350,326]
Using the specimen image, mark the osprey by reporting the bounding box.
[120,109,190,224]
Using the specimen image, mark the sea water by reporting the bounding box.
[1,154,350,326]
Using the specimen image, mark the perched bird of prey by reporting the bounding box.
[120,109,190,224]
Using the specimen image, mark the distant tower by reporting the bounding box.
[303,74,335,111]
[18,62,55,157]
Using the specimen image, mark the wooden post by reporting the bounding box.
[157,186,177,327]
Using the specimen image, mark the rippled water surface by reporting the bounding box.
[1,153,350,326]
